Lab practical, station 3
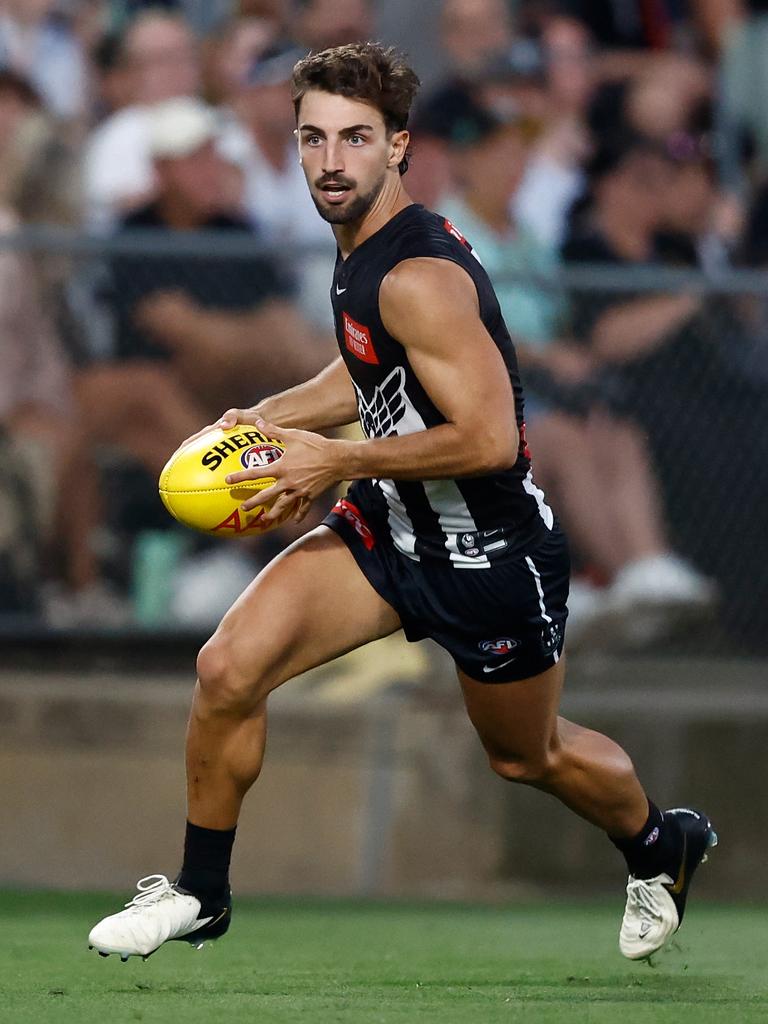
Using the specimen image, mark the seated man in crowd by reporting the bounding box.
[439,98,714,644]
[79,95,333,484]
[562,130,763,639]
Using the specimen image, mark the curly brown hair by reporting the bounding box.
[291,43,420,174]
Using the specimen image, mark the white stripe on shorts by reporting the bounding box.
[524,555,559,664]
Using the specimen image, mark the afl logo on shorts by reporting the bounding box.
[479,637,519,656]
[240,444,283,471]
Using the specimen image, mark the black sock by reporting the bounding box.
[177,821,236,902]
[609,801,681,879]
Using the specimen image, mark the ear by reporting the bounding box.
[294,128,302,164]
[387,129,409,170]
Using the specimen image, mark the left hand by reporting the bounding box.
[225,417,345,525]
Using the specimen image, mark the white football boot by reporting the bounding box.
[88,875,231,961]
[619,808,718,960]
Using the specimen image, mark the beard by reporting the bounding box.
[310,172,386,225]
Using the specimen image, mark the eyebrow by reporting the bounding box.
[298,124,375,137]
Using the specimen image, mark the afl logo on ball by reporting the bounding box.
[240,444,283,471]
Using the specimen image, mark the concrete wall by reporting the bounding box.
[1,652,766,901]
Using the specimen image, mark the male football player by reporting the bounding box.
[89,43,716,964]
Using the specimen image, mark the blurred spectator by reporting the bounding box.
[0,69,42,159]
[90,30,134,119]
[0,110,119,623]
[437,0,515,80]
[226,45,337,325]
[292,0,373,51]
[625,53,711,144]
[561,133,744,627]
[439,101,562,350]
[719,0,768,185]
[415,0,518,136]
[439,105,713,639]
[201,12,283,106]
[80,96,332,470]
[513,14,594,247]
[0,0,87,121]
[558,0,685,50]
[83,9,205,228]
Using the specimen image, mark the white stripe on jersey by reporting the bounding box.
[354,365,490,566]
[523,468,554,530]
[376,477,419,560]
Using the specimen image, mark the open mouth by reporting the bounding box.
[318,181,352,203]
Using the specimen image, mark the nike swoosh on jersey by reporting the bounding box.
[482,658,517,674]
[335,285,347,294]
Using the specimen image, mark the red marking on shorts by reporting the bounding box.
[333,497,376,550]
[343,312,379,365]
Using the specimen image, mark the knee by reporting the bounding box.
[488,748,560,787]
[196,631,267,714]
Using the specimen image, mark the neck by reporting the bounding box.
[464,191,513,235]
[155,193,206,230]
[594,204,654,261]
[333,178,413,259]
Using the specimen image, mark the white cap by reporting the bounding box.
[147,97,218,160]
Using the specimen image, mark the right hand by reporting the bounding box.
[178,406,264,451]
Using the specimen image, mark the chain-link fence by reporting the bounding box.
[1,227,766,654]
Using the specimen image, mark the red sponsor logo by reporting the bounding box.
[332,497,375,550]
[443,218,471,249]
[343,312,379,365]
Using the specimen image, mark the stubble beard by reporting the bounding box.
[311,172,387,225]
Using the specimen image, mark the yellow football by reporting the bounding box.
[159,426,288,537]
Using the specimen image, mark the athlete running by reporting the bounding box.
[88,42,716,964]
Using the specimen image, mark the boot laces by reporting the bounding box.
[625,877,664,925]
[124,874,176,910]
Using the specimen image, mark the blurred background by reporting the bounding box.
[1,0,767,902]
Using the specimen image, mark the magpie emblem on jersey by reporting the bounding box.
[479,637,520,656]
[240,443,283,470]
[353,366,407,438]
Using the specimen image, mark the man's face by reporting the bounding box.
[155,141,227,219]
[456,126,529,207]
[126,19,200,105]
[296,90,408,225]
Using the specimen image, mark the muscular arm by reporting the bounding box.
[341,258,519,479]
[255,356,358,430]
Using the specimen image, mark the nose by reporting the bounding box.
[322,136,345,175]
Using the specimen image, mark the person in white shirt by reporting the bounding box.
[83,10,205,230]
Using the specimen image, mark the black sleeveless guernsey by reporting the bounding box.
[330,203,554,569]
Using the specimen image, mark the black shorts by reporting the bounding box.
[323,481,570,683]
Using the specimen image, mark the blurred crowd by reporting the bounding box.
[1,0,768,650]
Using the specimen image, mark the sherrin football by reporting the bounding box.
[159,426,287,537]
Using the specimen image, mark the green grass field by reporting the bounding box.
[2,891,766,1024]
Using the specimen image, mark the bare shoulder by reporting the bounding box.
[379,258,480,342]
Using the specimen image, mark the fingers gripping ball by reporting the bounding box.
[159,426,287,537]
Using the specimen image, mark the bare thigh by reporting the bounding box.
[199,525,403,701]
[458,658,566,767]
